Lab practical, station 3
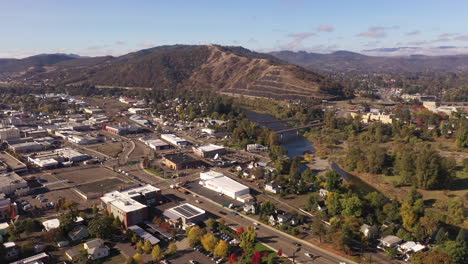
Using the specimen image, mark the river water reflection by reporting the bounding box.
[242,109,315,157]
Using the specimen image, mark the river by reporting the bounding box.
[243,108,378,194]
[242,109,315,157]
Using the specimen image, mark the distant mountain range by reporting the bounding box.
[269,50,468,73]
[0,45,344,100]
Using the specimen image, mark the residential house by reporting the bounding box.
[379,235,402,248]
[265,182,280,194]
[68,225,89,241]
[319,188,329,198]
[84,239,109,260]
[360,224,378,239]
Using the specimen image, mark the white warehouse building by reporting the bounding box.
[161,134,189,147]
[199,170,250,201]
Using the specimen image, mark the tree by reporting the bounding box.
[113,217,122,229]
[438,241,468,264]
[364,192,385,209]
[455,119,468,148]
[144,240,153,254]
[415,146,453,189]
[251,251,262,264]
[456,229,466,243]
[401,201,417,232]
[206,218,218,231]
[435,227,448,245]
[240,226,257,248]
[151,245,164,262]
[411,250,451,264]
[236,226,245,236]
[88,217,114,238]
[260,200,275,216]
[325,170,342,192]
[133,253,143,263]
[340,195,363,217]
[325,192,342,216]
[167,242,177,256]
[383,200,401,222]
[59,211,77,233]
[136,240,144,254]
[448,197,465,224]
[187,226,205,246]
[131,233,139,244]
[201,233,219,252]
[214,240,229,258]
[420,216,439,237]
[229,253,237,263]
[268,132,279,147]
[311,216,327,242]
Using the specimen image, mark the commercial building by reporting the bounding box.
[104,123,141,135]
[101,185,160,227]
[0,172,28,196]
[54,148,90,162]
[163,203,205,228]
[68,134,100,145]
[9,142,44,153]
[130,115,151,127]
[199,170,250,201]
[139,137,170,150]
[0,127,20,141]
[27,148,89,168]
[162,153,201,170]
[161,134,189,147]
[192,144,226,158]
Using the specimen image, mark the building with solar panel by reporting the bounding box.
[163,203,205,228]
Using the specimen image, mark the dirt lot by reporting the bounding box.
[88,141,124,158]
[77,177,134,198]
[25,165,135,208]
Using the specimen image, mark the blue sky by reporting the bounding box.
[2,0,468,58]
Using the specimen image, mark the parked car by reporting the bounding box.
[305,253,313,258]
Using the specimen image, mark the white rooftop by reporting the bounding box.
[0,222,9,229]
[195,144,224,152]
[128,225,160,245]
[200,170,224,180]
[110,198,147,213]
[400,241,426,252]
[205,176,249,193]
[43,217,84,231]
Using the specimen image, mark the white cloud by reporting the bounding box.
[357,27,388,38]
[317,25,334,32]
[281,32,316,50]
[140,42,154,48]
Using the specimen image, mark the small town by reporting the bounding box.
[0,85,466,264]
[1,1,468,264]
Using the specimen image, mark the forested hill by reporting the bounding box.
[0,45,348,100]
